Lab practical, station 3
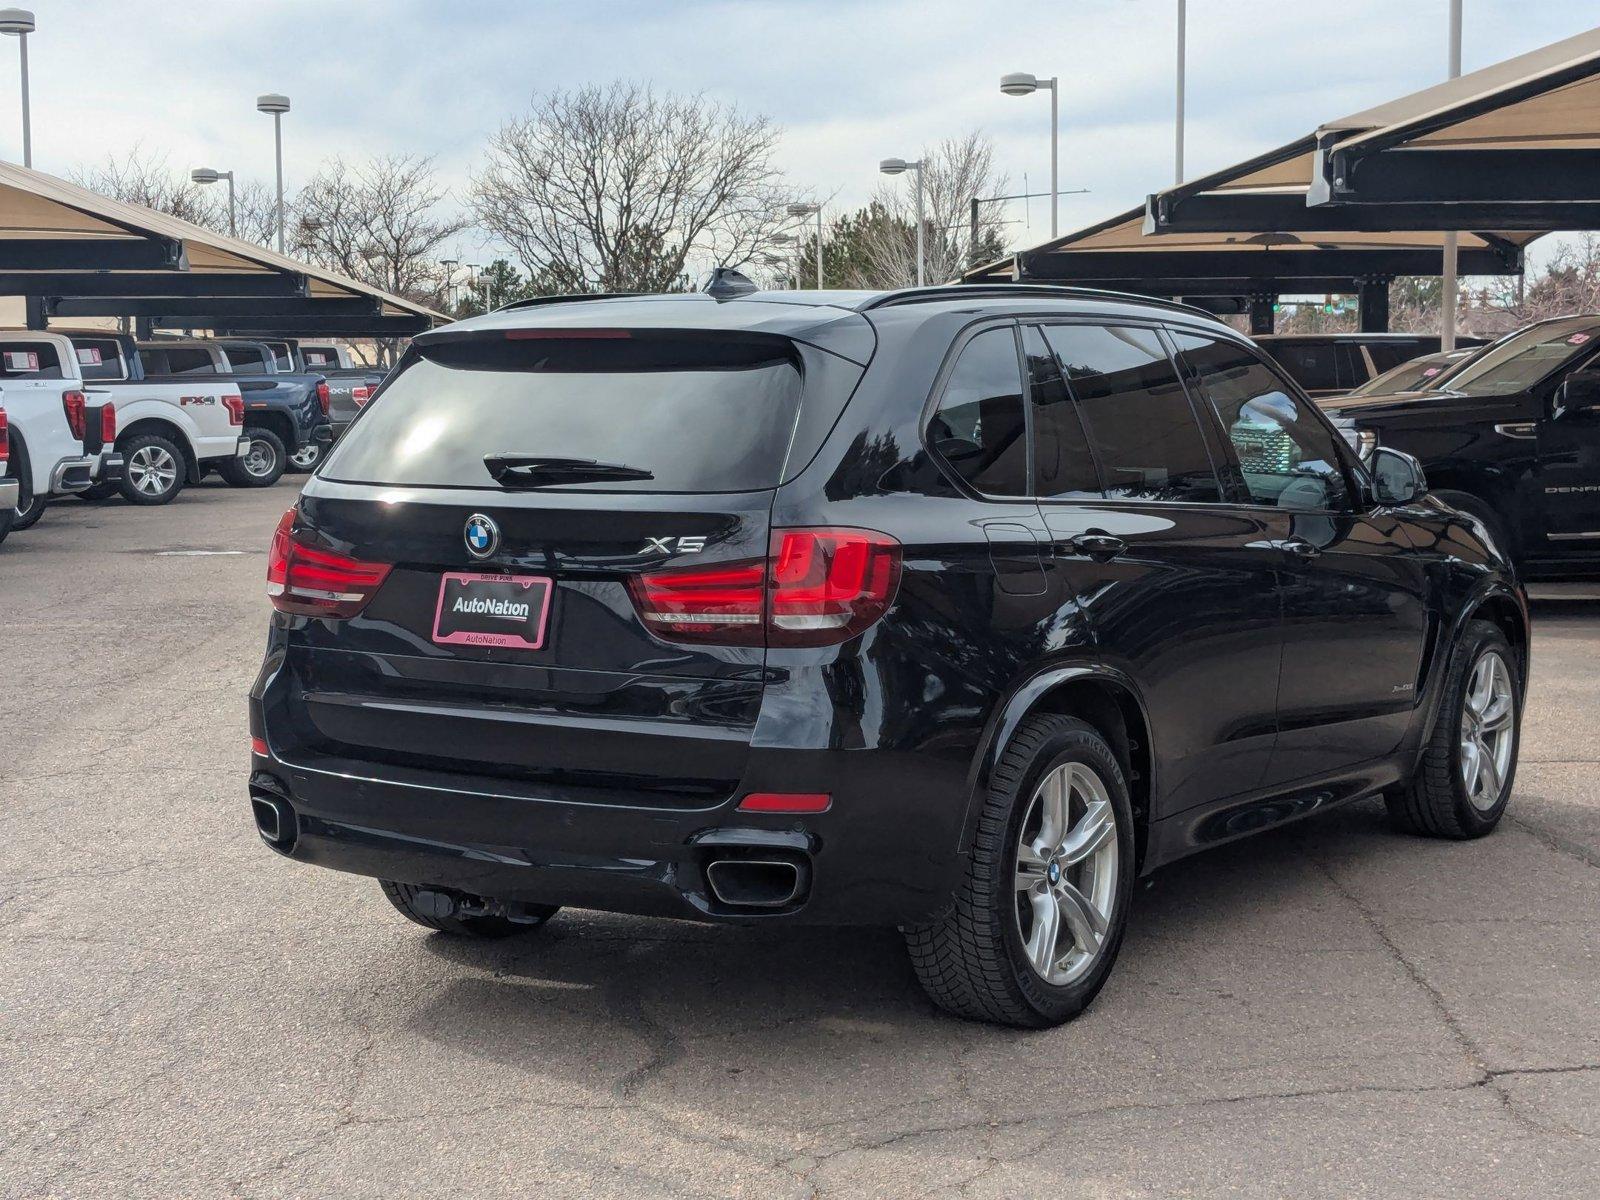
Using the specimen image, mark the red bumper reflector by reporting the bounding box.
[737,792,831,814]
[250,737,268,756]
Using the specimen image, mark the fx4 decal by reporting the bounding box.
[179,395,219,406]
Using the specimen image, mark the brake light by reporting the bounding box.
[315,381,330,415]
[99,402,117,444]
[351,386,371,407]
[62,390,87,440]
[267,507,392,619]
[222,395,244,425]
[250,736,268,757]
[627,528,901,648]
[0,407,8,468]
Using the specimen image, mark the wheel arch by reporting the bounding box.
[964,665,1156,874]
[244,409,294,448]
[119,417,200,483]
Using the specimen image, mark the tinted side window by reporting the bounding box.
[226,345,269,372]
[1172,332,1351,512]
[928,326,1029,497]
[151,348,221,376]
[1025,325,1101,498]
[1266,342,1342,392]
[1043,324,1220,503]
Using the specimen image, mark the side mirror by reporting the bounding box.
[1558,372,1600,415]
[1370,447,1428,506]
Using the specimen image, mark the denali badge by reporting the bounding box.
[464,514,500,559]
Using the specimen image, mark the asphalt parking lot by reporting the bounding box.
[2,480,1598,1198]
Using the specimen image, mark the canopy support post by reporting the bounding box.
[23,295,46,330]
[1357,276,1392,333]
[1248,293,1276,335]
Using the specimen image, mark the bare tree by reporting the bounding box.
[292,155,467,363]
[471,82,790,293]
[857,132,1010,287]
[69,147,220,226]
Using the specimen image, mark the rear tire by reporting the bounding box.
[286,441,323,474]
[904,714,1135,1028]
[379,880,558,939]
[118,433,186,506]
[9,438,43,530]
[74,481,117,503]
[220,429,287,488]
[1386,619,1520,839]
[0,504,12,546]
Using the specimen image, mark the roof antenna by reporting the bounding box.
[702,267,758,300]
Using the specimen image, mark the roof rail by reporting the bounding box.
[859,283,1214,320]
[492,292,638,313]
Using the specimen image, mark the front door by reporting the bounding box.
[1170,330,1430,785]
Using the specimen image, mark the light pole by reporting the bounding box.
[256,93,290,252]
[880,158,926,286]
[1174,0,1186,184]
[786,202,823,287]
[1440,0,1462,351]
[1000,72,1059,237]
[467,263,483,311]
[0,8,34,168]
[769,233,797,289]
[441,258,459,309]
[191,168,236,238]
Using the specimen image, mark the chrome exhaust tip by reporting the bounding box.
[705,858,804,908]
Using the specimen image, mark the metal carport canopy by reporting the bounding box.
[1146,26,1600,236]
[0,162,442,336]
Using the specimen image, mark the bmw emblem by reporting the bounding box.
[464,513,499,560]
[1047,861,1061,885]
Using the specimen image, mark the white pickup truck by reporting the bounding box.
[0,397,17,545]
[54,331,253,506]
[0,331,121,531]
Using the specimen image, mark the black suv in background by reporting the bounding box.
[249,280,1527,1027]
[1256,333,1485,396]
[1323,314,1600,580]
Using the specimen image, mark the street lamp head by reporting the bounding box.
[191,168,220,185]
[786,202,819,217]
[0,8,35,35]
[1000,72,1040,96]
[770,232,795,245]
[879,157,910,176]
[256,93,291,114]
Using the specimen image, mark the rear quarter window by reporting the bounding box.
[322,331,860,493]
[0,341,64,379]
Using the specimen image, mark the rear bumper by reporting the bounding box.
[0,477,17,509]
[246,741,964,926]
[95,453,125,485]
[49,456,96,495]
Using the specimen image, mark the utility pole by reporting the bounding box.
[1174,0,1186,184]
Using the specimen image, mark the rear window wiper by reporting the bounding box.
[483,454,655,488]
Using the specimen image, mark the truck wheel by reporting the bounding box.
[286,442,323,473]
[9,438,44,530]
[378,880,558,938]
[1387,619,1520,839]
[904,714,1135,1028]
[74,482,117,503]
[220,430,287,488]
[119,434,187,506]
[0,504,12,546]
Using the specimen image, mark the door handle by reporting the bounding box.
[1067,532,1127,561]
[1279,537,1321,560]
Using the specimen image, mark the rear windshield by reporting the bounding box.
[225,344,271,372]
[70,338,128,381]
[140,347,220,376]
[1442,317,1600,396]
[321,331,849,493]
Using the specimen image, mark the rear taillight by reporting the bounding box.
[222,395,244,425]
[315,381,330,415]
[0,407,8,467]
[99,402,117,444]
[62,390,87,440]
[627,527,901,648]
[267,507,392,619]
[351,385,372,407]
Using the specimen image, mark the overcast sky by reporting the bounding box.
[6,1,1597,270]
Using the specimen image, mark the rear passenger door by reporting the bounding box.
[1170,330,1430,785]
[1032,322,1284,815]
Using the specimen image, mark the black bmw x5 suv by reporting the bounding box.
[249,280,1528,1028]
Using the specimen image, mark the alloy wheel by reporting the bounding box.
[1460,649,1514,811]
[288,444,322,471]
[1014,761,1120,986]
[129,445,178,497]
[242,439,278,478]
